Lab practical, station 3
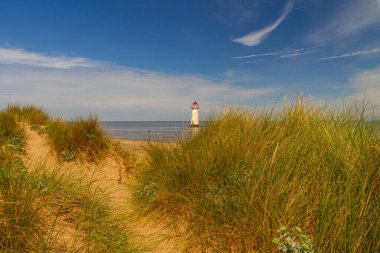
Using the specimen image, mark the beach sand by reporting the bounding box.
[22,127,182,252]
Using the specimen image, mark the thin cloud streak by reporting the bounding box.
[233,0,293,47]
[234,51,283,59]
[320,48,380,61]
[0,48,97,69]
[280,49,322,58]
[234,45,324,60]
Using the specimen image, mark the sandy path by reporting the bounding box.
[23,126,55,166]
[23,127,183,252]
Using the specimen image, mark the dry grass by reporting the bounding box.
[0,157,137,252]
[46,116,109,161]
[134,98,380,252]
[6,103,49,125]
[0,110,24,143]
[0,105,137,252]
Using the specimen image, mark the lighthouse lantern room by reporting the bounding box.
[190,101,199,128]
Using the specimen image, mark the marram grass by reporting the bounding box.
[0,110,24,143]
[6,103,49,125]
[135,99,380,252]
[46,116,109,161]
[0,157,137,252]
[0,105,136,252]
[0,110,25,160]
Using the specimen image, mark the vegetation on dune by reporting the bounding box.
[46,116,109,161]
[0,157,136,252]
[6,103,49,125]
[0,159,50,251]
[0,110,24,142]
[2,99,379,252]
[0,110,25,159]
[2,103,108,162]
[135,98,380,252]
[0,107,45,251]
[0,105,137,252]
[30,124,47,135]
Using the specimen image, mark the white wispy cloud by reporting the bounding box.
[234,45,324,60]
[280,49,322,58]
[309,0,380,43]
[344,65,380,114]
[0,47,278,120]
[233,0,293,47]
[234,51,283,59]
[307,65,380,117]
[320,48,380,61]
[0,48,97,69]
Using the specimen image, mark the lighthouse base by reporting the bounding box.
[190,124,199,128]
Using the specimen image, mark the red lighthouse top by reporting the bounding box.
[192,101,199,109]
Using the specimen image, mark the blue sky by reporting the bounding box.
[1,0,380,120]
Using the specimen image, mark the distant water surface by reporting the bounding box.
[101,121,192,141]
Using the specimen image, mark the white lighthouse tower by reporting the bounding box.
[190,101,199,128]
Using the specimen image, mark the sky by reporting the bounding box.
[1,0,380,120]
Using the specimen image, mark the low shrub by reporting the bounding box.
[30,124,47,135]
[8,136,26,154]
[273,226,314,253]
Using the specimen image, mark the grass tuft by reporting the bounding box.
[46,116,109,161]
[0,110,24,143]
[0,110,25,158]
[0,159,48,251]
[135,98,380,252]
[6,104,49,125]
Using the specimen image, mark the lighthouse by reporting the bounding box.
[190,101,199,128]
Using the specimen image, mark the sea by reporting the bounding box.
[101,121,193,141]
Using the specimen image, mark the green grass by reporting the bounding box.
[134,98,380,252]
[46,116,109,161]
